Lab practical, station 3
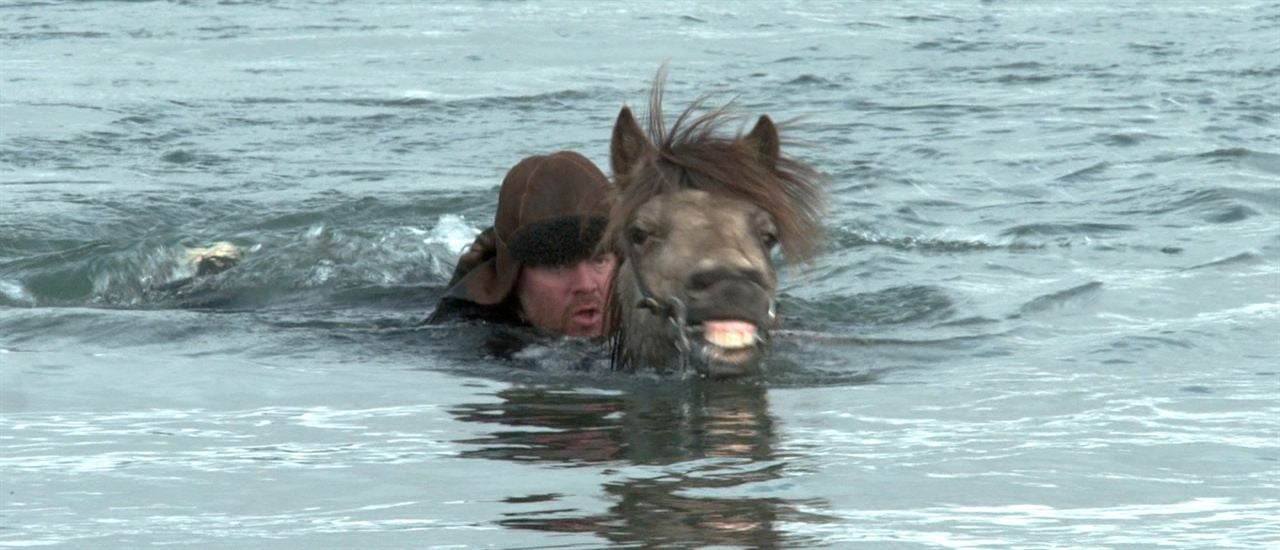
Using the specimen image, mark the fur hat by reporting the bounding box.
[449,151,612,305]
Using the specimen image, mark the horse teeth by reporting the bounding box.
[703,320,758,350]
[707,329,749,349]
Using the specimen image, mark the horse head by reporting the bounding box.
[604,72,825,379]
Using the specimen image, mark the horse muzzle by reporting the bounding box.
[637,277,777,379]
[655,295,775,379]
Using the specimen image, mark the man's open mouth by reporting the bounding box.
[572,306,602,324]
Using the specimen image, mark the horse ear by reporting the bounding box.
[611,106,650,184]
[744,115,781,166]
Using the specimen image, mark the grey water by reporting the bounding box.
[2,1,1278,548]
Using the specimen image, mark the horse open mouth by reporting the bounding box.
[691,319,765,378]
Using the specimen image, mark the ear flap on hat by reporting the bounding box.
[449,247,521,306]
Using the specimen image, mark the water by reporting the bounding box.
[3,1,1278,547]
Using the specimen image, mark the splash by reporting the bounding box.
[0,279,36,306]
[420,214,482,280]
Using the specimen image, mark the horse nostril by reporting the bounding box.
[688,266,765,293]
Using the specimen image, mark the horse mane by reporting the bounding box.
[604,71,827,265]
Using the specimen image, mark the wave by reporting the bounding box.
[1193,147,1280,175]
[1016,281,1104,316]
[1125,186,1272,223]
[0,212,480,309]
[830,227,1013,253]
[0,30,110,41]
[828,224,1142,253]
[783,75,842,89]
[1000,222,1134,238]
[159,149,232,166]
[0,279,36,306]
[782,285,956,329]
[235,88,598,110]
[1054,161,1111,183]
[1096,131,1166,147]
[1182,251,1263,271]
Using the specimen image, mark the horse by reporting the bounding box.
[603,71,826,379]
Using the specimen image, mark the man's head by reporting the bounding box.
[449,151,616,336]
[516,251,616,337]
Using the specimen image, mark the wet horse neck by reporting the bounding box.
[612,266,683,372]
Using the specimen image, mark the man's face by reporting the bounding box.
[515,253,617,338]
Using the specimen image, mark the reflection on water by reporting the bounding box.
[450,382,829,547]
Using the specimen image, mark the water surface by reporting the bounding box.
[2,1,1278,548]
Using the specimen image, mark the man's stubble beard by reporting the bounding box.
[558,290,606,336]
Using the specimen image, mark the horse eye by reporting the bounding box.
[761,231,778,249]
[628,226,650,246]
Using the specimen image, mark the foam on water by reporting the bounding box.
[0,279,36,306]
[425,213,481,263]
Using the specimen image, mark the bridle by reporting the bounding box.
[622,239,696,372]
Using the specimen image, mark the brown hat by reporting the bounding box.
[449,151,613,305]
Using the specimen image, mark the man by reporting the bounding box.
[427,151,617,338]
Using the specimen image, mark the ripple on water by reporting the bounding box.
[1194,147,1280,175]
[1017,281,1104,316]
[2,2,1278,548]
[1094,130,1167,146]
[1054,161,1113,183]
[1000,222,1134,239]
[1114,185,1273,225]
[0,405,455,475]
[785,285,956,329]
[829,226,1011,253]
[807,498,1279,548]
